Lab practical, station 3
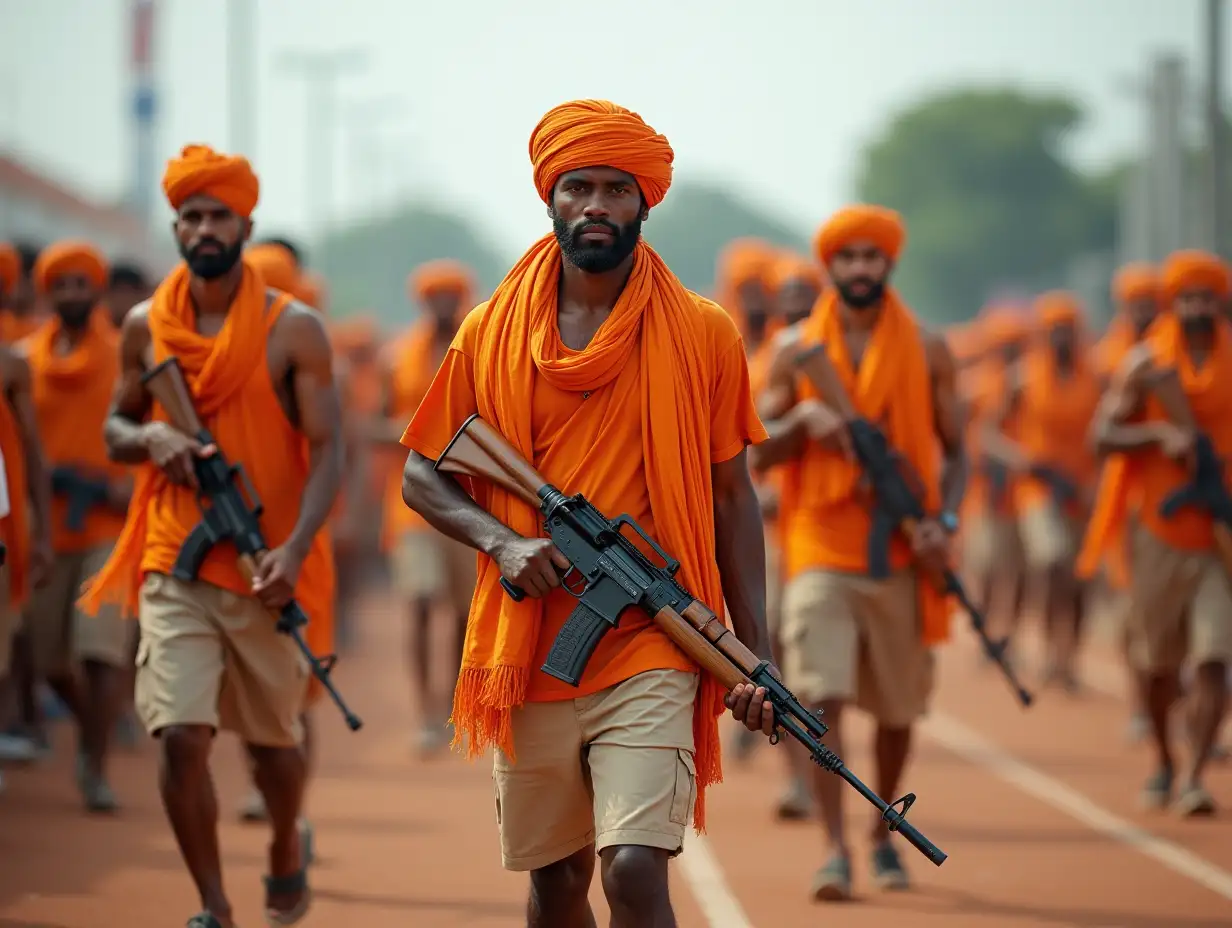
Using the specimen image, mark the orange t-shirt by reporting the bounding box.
[402,299,763,702]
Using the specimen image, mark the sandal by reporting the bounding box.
[263,869,312,926]
[186,914,227,928]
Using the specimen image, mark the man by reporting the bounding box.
[983,292,1099,691]
[21,241,133,811]
[106,261,153,328]
[744,248,825,820]
[375,259,478,755]
[400,99,773,928]
[750,205,964,901]
[1084,249,1232,818]
[79,143,343,928]
[715,237,777,353]
[0,244,54,779]
[1087,263,1161,742]
[0,242,46,342]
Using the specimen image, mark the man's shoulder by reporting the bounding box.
[684,292,744,354]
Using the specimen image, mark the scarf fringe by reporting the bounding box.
[448,664,528,761]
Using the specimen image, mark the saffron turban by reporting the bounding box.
[1160,249,1231,302]
[1033,290,1083,327]
[529,100,674,208]
[32,241,109,295]
[245,243,300,295]
[162,144,260,218]
[768,251,825,292]
[814,205,906,265]
[1111,263,1159,305]
[408,259,476,304]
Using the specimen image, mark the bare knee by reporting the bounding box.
[600,845,669,914]
[529,847,594,911]
[159,724,212,785]
[246,742,305,777]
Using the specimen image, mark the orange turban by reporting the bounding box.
[716,238,777,291]
[0,243,18,297]
[768,250,825,292]
[244,243,300,295]
[1160,249,1231,303]
[981,306,1032,347]
[408,258,476,306]
[529,99,674,209]
[329,314,380,353]
[1033,290,1083,328]
[162,144,260,218]
[1112,262,1159,305]
[32,241,109,295]
[814,205,906,265]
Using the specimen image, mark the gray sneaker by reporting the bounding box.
[239,787,269,822]
[1173,783,1216,818]
[81,772,119,814]
[0,732,37,763]
[810,854,852,902]
[871,842,909,890]
[775,777,813,821]
[1139,766,1174,810]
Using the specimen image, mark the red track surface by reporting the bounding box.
[2,591,1230,926]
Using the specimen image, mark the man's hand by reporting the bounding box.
[796,399,853,458]
[910,518,951,575]
[141,422,215,488]
[491,536,570,598]
[724,670,780,736]
[105,476,133,513]
[251,545,306,610]
[30,533,53,589]
[1155,422,1196,464]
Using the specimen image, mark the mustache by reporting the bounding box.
[190,238,226,256]
[571,218,620,240]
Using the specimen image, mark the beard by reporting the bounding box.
[180,237,244,280]
[552,212,642,273]
[55,300,95,329]
[834,277,886,310]
[1181,314,1218,339]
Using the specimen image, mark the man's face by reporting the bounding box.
[827,241,891,310]
[174,194,249,279]
[549,167,644,274]
[49,273,98,328]
[1048,321,1076,363]
[424,291,463,328]
[1174,288,1222,339]
[1123,296,1158,336]
[737,279,772,334]
[778,278,821,325]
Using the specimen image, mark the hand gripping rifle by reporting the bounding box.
[140,357,363,731]
[793,344,1033,708]
[50,467,112,532]
[435,413,947,866]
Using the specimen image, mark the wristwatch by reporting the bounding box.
[937,510,960,535]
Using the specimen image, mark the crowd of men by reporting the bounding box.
[0,98,1229,927]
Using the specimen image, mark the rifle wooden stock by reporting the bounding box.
[141,357,207,437]
[435,414,545,509]
[1146,367,1232,580]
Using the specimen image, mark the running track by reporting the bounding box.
[2,591,1230,926]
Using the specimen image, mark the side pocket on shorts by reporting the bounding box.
[134,635,151,670]
[668,749,697,827]
[492,772,502,825]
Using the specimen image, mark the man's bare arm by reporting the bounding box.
[712,450,771,660]
[282,308,346,560]
[978,361,1031,470]
[401,450,520,557]
[749,338,808,471]
[6,352,52,546]
[368,356,411,446]
[1090,349,1171,454]
[926,333,969,514]
[103,304,157,462]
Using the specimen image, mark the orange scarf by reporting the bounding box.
[27,308,116,390]
[0,311,45,344]
[79,262,276,617]
[460,234,728,829]
[1078,314,1232,581]
[794,288,951,644]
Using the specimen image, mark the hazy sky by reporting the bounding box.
[2,0,1227,257]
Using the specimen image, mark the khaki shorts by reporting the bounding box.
[766,538,783,639]
[781,569,935,727]
[0,563,13,676]
[493,668,698,872]
[1019,503,1081,571]
[390,530,477,614]
[25,545,131,676]
[135,572,308,747]
[964,514,1022,580]
[1125,525,1232,673]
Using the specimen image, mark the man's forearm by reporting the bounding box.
[22,442,52,543]
[713,484,771,660]
[286,437,345,559]
[1096,422,1165,455]
[748,406,807,471]
[104,415,154,464]
[939,450,968,515]
[403,453,520,557]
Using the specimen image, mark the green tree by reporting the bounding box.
[313,205,511,328]
[856,88,1118,324]
[644,181,809,294]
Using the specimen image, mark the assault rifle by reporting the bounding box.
[140,357,362,731]
[793,344,1033,708]
[50,467,112,531]
[435,413,947,867]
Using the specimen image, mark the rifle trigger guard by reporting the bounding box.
[885,792,916,832]
[768,726,781,746]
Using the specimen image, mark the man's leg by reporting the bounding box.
[394,531,449,754]
[136,573,234,925]
[494,699,593,928]
[780,570,859,901]
[582,669,697,928]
